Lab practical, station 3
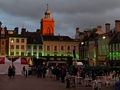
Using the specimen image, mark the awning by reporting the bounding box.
[48,61,66,63]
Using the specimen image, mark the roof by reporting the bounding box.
[25,32,43,44]
[8,34,26,38]
[109,32,120,44]
[42,35,74,42]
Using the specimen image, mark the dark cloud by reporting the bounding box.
[0,0,120,37]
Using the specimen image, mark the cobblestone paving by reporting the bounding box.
[0,75,114,90]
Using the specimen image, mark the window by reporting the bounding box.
[47,54,50,56]
[1,50,4,55]
[11,45,14,49]
[21,39,24,43]
[16,39,19,43]
[39,46,42,50]
[11,52,14,55]
[21,52,24,56]
[54,46,57,51]
[1,40,5,45]
[61,46,64,51]
[28,52,31,56]
[21,45,24,49]
[16,45,19,49]
[33,45,37,49]
[39,53,42,56]
[54,53,57,56]
[67,46,70,51]
[27,45,31,49]
[33,52,36,56]
[47,46,50,51]
[61,54,64,56]
[16,52,19,55]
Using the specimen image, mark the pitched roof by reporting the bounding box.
[25,32,43,44]
[8,34,26,38]
[42,35,74,42]
[109,32,120,44]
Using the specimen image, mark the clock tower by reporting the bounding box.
[41,4,54,36]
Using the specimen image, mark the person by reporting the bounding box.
[12,65,15,77]
[61,66,66,83]
[8,66,13,78]
[42,66,46,78]
[23,66,27,77]
[115,77,120,90]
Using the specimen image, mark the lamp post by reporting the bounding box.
[9,39,14,61]
[81,42,85,66]
[73,46,77,66]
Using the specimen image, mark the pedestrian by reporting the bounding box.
[61,66,66,83]
[12,65,15,78]
[115,77,120,90]
[8,66,13,78]
[42,66,46,78]
[23,66,27,77]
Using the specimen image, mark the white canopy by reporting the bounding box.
[0,56,12,74]
[77,62,83,66]
[13,57,28,75]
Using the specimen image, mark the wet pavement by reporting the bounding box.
[0,75,114,90]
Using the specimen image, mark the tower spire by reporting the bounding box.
[45,4,51,18]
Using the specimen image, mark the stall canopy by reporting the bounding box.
[77,62,83,66]
[0,56,12,74]
[13,57,28,75]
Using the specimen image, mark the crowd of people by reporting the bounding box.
[8,65,15,78]
[7,64,120,89]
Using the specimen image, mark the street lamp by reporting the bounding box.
[9,39,14,56]
[102,36,106,39]
[9,39,14,61]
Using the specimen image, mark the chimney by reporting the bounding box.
[96,26,104,34]
[0,21,2,28]
[76,27,80,34]
[115,20,120,32]
[75,27,80,39]
[21,27,26,35]
[105,23,110,33]
[36,29,41,34]
[14,27,18,34]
